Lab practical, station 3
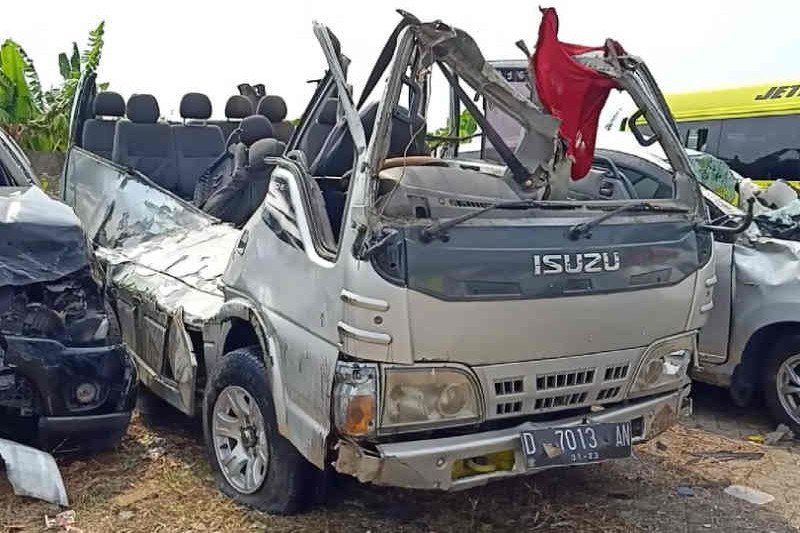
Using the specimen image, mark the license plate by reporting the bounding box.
[519,422,632,468]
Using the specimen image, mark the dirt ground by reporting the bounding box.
[1,384,798,532]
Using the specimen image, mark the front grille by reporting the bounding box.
[534,392,588,410]
[475,348,642,419]
[536,369,595,391]
[494,378,524,396]
[496,401,523,415]
[597,386,622,400]
[604,364,629,381]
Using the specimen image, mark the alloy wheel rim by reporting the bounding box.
[777,354,800,425]
[212,385,269,494]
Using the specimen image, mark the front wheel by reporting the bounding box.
[202,346,315,514]
[763,335,800,434]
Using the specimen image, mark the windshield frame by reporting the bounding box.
[360,14,703,226]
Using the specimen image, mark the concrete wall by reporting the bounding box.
[25,151,65,196]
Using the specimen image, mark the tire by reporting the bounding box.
[202,346,315,514]
[762,334,800,434]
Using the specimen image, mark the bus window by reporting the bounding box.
[675,120,721,153]
[717,115,800,180]
[685,127,708,151]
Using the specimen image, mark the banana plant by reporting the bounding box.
[0,39,41,127]
[0,21,106,152]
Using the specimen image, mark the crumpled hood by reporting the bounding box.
[0,186,90,287]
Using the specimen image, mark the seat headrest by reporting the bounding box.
[239,115,274,147]
[93,91,125,117]
[180,92,212,120]
[248,139,286,171]
[317,98,339,125]
[225,95,252,120]
[256,95,288,123]
[127,94,160,123]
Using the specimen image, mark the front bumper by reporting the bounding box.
[38,411,132,453]
[335,385,690,491]
[1,335,137,449]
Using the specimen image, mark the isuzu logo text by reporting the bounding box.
[533,252,621,275]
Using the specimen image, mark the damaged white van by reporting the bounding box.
[62,10,720,513]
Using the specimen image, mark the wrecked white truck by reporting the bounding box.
[61,11,717,512]
[0,128,136,454]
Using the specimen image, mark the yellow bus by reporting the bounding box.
[664,82,800,184]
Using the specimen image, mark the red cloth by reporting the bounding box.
[531,7,622,179]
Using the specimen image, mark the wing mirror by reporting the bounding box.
[629,110,659,147]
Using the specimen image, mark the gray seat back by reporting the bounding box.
[172,92,225,199]
[113,94,178,192]
[257,95,294,143]
[195,115,275,209]
[82,91,125,159]
[203,137,285,226]
[299,97,338,163]
[210,95,253,144]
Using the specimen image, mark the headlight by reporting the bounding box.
[629,333,695,397]
[333,362,378,437]
[381,366,481,432]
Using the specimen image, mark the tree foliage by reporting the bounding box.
[427,109,478,151]
[0,21,106,152]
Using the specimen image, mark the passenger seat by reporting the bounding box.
[172,93,225,200]
[299,97,338,164]
[257,95,294,143]
[82,91,125,159]
[194,115,275,208]
[113,94,179,192]
[214,95,253,144]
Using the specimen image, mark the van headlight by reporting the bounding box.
[381,366,482,432]
[629,333,695,397]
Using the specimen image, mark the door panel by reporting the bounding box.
[699,240,734,362]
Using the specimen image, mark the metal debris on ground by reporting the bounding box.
[676,485,695,497]
[0,438,68,506]
[723,485,775,505]
[44,510,80,531]
[143,437,168,460]
[764,424,795,445]
[687,450,765,464]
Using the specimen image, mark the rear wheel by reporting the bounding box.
[763,335,800,433]
[202,346,315,514]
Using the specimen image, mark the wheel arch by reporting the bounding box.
[205,298,289,434]
[734,321,800,401]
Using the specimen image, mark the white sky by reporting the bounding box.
[3,0,799,129]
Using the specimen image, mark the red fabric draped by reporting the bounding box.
[531,7,622,179]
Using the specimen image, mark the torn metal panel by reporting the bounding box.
[165,308,197,415]
[414,21,565,195]
[0,438,68,506]
[0,186,89,287]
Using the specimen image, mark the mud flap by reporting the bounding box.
[0,438,68,506]
[164,308,197,416]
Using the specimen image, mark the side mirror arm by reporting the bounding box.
[695,198,755,235]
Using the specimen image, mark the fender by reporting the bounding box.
[730,301,800,366]
[207,298,291,440]
[209,294,336,470]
